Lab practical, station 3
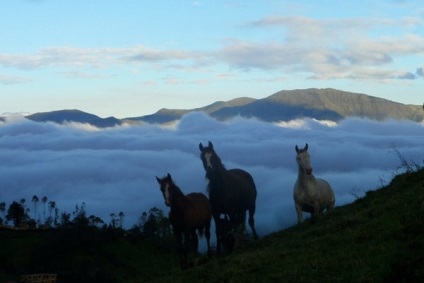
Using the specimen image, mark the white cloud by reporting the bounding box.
[1,14,423,83]
[1,113,423,240]
[216,16,424,80]
[0,74,32,85]
[0,46,206,71]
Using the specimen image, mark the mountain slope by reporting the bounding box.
[153,168,424,282]
[266,88,421,120]
[26,109,122,128]
[132,88,423,124]
[124,97,256,124]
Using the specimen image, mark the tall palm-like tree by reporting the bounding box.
[47,201,56,226]
[118,211,125,228]
[32,195,39,221]
[42,196,47,222]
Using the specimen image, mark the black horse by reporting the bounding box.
[156,173,212,268]
[199,141,258,253]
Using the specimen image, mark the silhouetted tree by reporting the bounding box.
[6,201,27,227]
[88,215,105,228]
[118,211,125,228]
[44,200,56,227]
[54,207,59,227]
[72,202,89,228]
[48,201,56,218]
[60,212,71,227]
[109,213,117,228]
[32,195,39,222]
[19,198,29,219]
[157,210,171,238]
[137,207,171,238]
[0,202,6,225]
[42,196,47,222]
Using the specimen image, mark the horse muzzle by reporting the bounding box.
[165,199,171,207]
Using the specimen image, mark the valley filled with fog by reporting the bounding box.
[0,113,423,237]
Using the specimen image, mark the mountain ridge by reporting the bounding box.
[25,109,123,128]
[128,88,423,124]
[4,88,422,127]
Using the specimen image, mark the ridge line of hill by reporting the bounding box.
[2,88,422,127]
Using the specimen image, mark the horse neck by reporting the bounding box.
[169,185,188,214]
[208,163,228,188]
[297,164,315,186]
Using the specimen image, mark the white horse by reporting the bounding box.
[293,143,335,223]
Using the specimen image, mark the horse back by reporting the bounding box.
[185,193,212,227]
[228,168,257,207]
[316,178,335,205]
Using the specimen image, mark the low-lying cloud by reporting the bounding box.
[0,113,423,238]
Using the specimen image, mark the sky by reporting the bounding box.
[1,113,423,242]
[1,0,424,118]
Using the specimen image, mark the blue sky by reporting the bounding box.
[1,0,423,118]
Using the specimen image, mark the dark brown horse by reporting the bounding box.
[155,173,211,268]
[199,141,258,253]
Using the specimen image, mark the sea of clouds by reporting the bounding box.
[1,112,423,240]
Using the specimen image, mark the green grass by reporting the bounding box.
[150,169,424,283]
[1,169,423,283]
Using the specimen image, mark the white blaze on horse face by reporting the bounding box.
[204,152,213,170]
[163,183,171,206]
[297,151,313,175]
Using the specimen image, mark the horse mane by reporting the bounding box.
[169,180,185,199]
[161,174,185,199]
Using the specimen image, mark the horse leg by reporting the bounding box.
[238,209,246,232]
[175,233,186,269]
[205,221,211,258]
[192,231,199,253]
[307,203,322,223]
[228,212,237,229]
[313,204,321,220]
[182,232,193,269]
[213,213,222,254]
[295,204,303,224]
[248,207,258,239]
[327,203,335,214]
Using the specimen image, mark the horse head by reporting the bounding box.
[155,173,174,207]
[295,143,313,175]
[199,141,222,177]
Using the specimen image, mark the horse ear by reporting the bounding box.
[167,173,172,179]
[208,141,213,149]
[199,143,204,151]
[155,176,161,184]
[295,145,299,153]
[304,143,308,151]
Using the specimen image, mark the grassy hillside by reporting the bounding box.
[1,168,423,283]
[152,168,424,283]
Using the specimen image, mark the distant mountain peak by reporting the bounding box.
[25,109,122,128]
